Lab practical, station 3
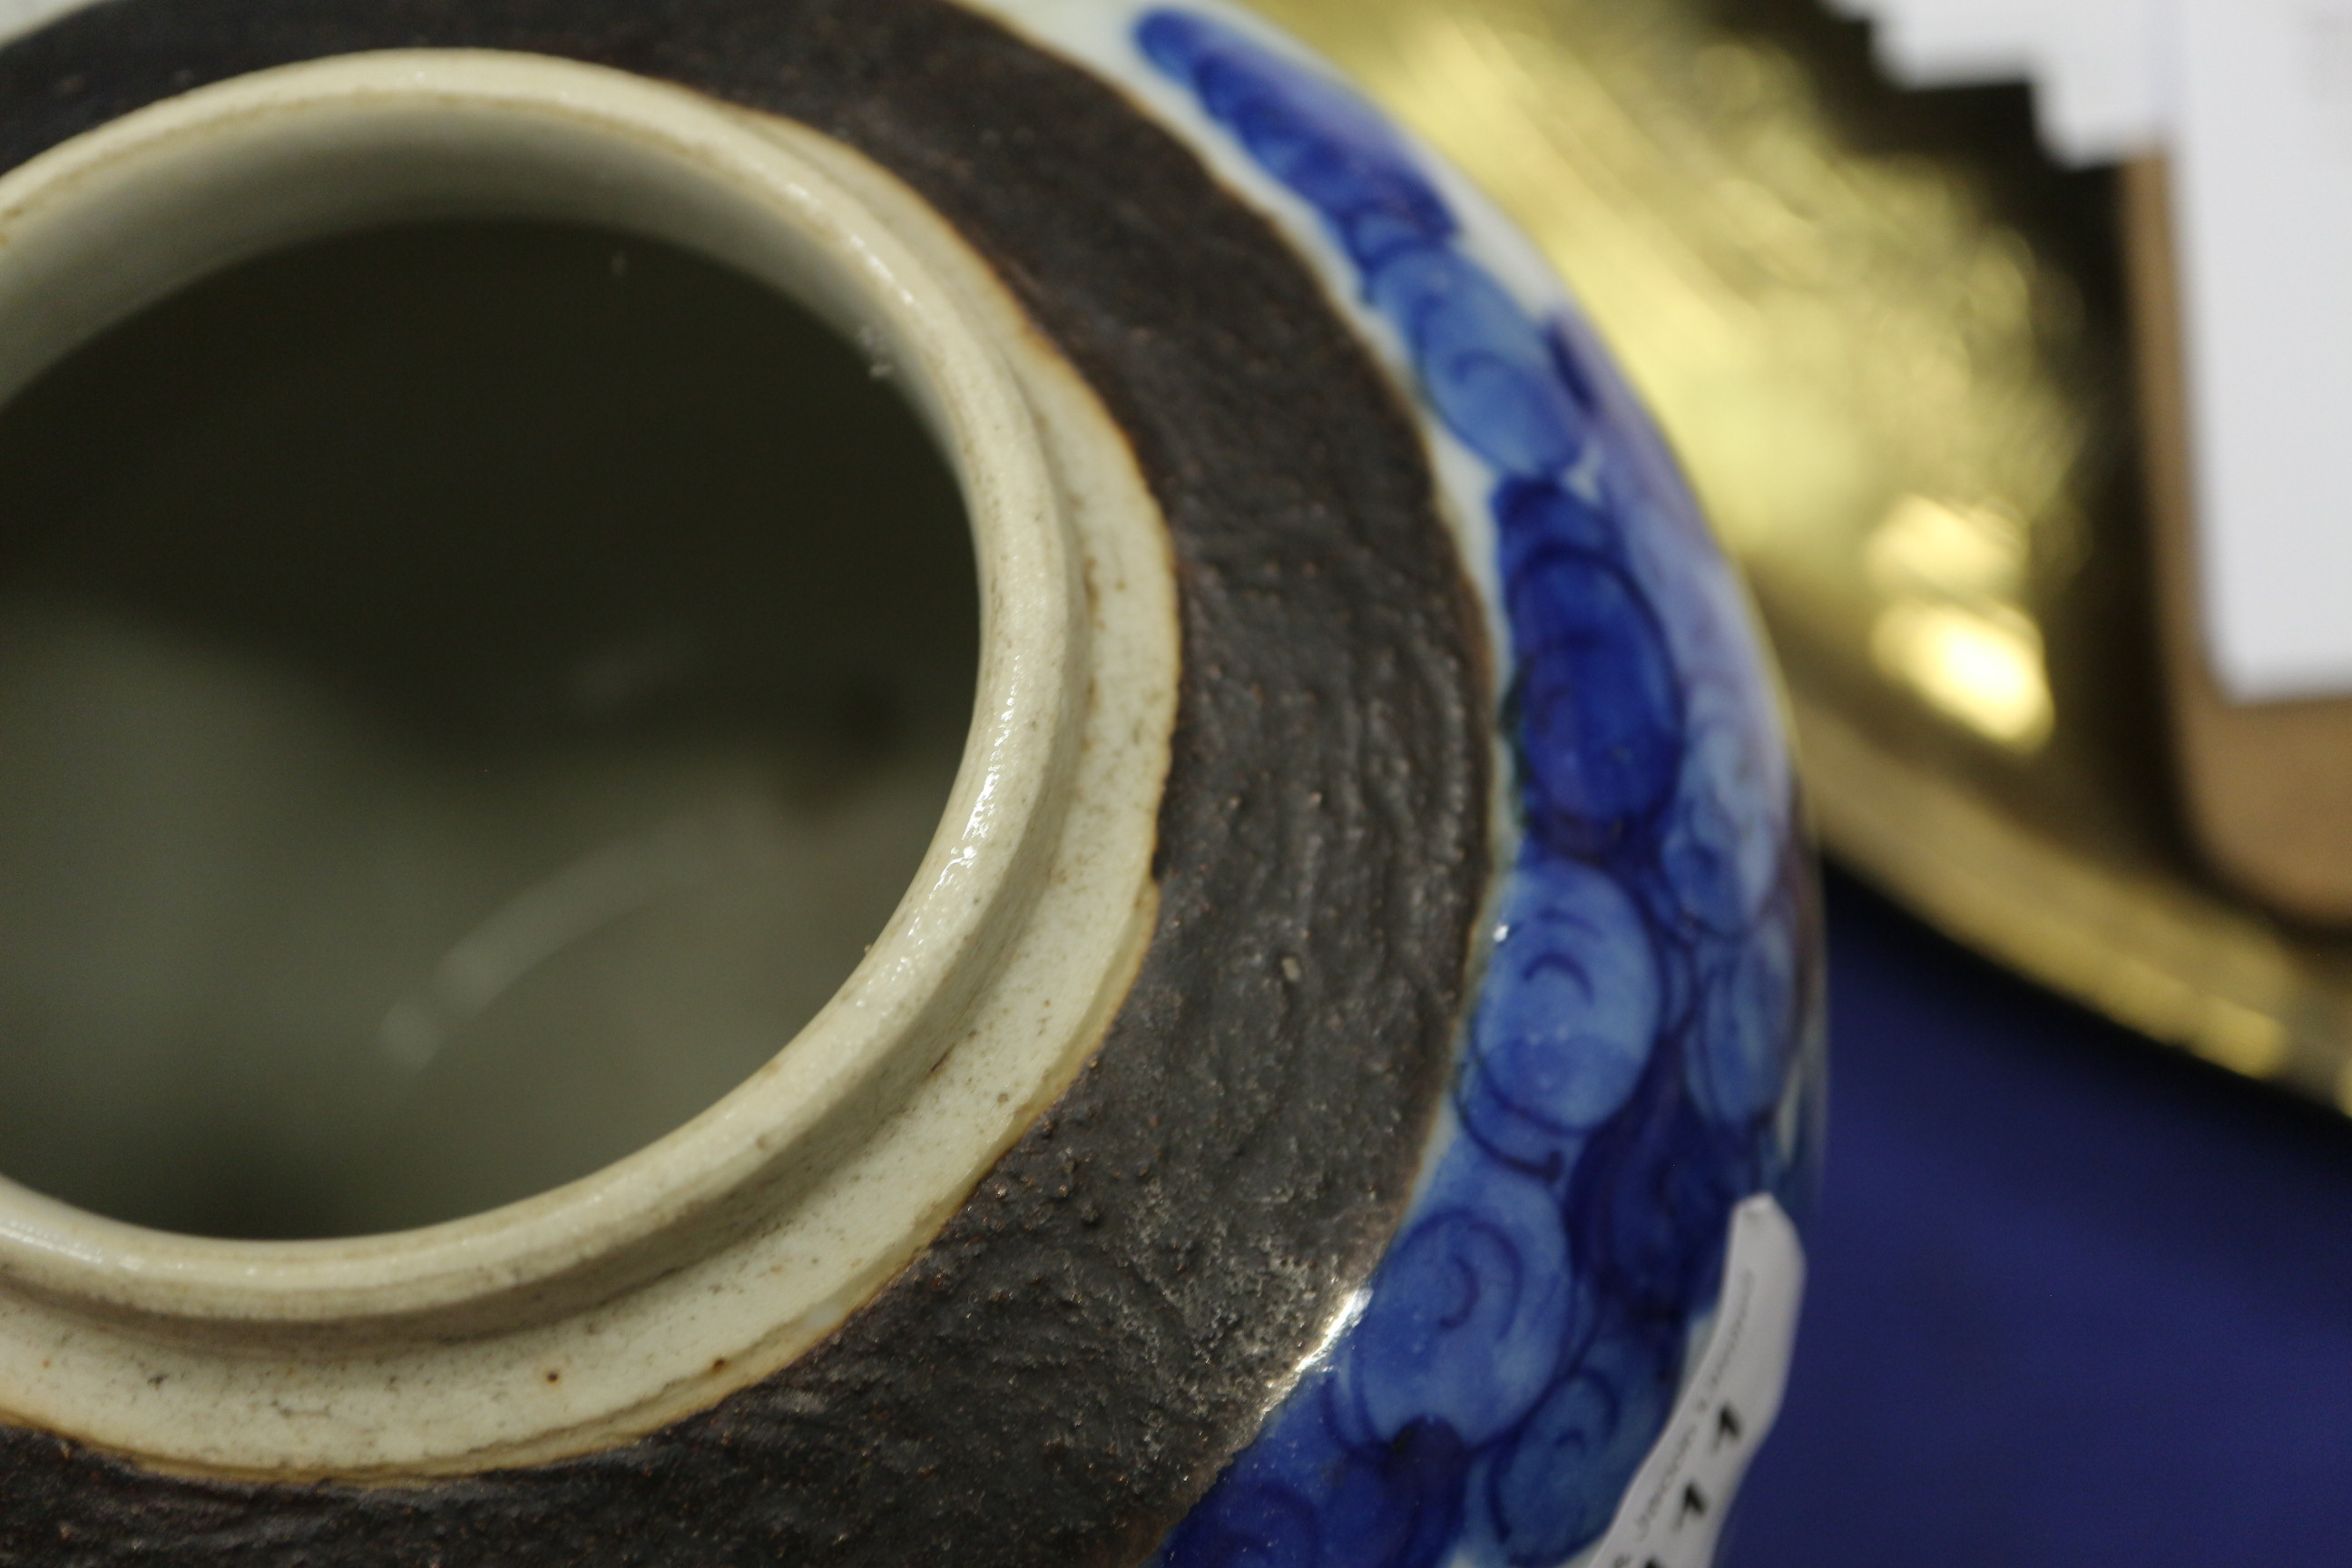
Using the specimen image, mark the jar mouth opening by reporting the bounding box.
[0,51,1080,1329]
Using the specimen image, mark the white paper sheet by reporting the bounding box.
[2171,0,2352,701]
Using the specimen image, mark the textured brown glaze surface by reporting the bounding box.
[0,0,1493,1562]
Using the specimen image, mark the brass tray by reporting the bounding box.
[1250,0,2352,1109]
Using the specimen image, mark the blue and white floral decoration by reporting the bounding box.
[1132,11,1826,1566]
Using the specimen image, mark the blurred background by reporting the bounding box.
[1239,0,2352,1559]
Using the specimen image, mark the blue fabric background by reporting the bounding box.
[1721,869,2352,1565]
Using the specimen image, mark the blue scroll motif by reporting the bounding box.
[1138,11,1825,1566]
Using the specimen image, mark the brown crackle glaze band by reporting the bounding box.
[0,0,1491,1562]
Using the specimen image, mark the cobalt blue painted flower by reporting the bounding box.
[1140,10,1824,1565]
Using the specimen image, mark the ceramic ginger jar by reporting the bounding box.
[0,0,1823,1563]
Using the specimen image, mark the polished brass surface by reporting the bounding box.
[1249,0,2352,1108]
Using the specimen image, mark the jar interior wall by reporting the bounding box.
[0,218,977,1240]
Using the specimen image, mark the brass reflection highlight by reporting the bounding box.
[1870,598,2051,752]
[1866,495,2051,751]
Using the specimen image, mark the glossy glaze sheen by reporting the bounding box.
[0,0,1488,1560]
[1132,14,1822,1566]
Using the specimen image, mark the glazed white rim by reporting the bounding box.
[0,52,1080,1328]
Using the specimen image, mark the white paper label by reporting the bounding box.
[1584,1195,1806,1568]
[2172,0,2352,701]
